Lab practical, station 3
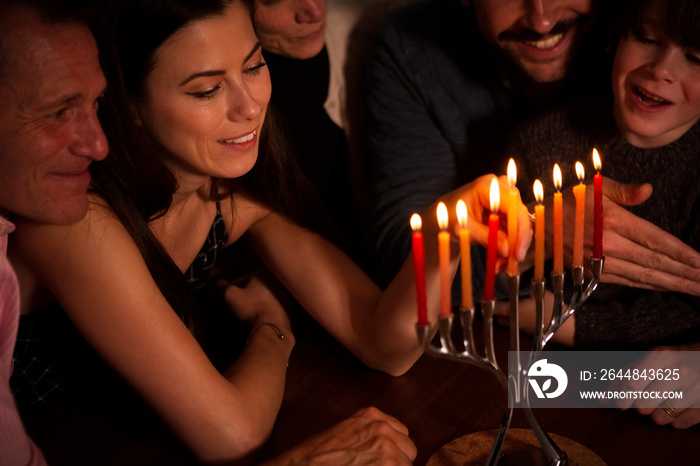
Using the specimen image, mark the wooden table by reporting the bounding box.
[21,313,700,465]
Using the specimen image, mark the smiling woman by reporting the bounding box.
[8,0,531,463]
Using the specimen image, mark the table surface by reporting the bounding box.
[21,314,700,466]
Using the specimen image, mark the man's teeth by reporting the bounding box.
[223,131,256,144]
[525,33,564,49]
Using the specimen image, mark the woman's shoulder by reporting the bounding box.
[12,194,132,262]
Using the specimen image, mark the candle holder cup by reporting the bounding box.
[418,257,604,465]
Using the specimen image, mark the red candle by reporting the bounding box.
[592,149,603,259]
[437,202,451,319]
[411,214,428,326]
[506,158,519,277]
[573,162,586,268]
[484,178,500,302]
[553,164,564,275]
[533,180,545,282]
[456,200,473,311]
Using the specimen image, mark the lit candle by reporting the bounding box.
[553,164,563,275]
[437,202,451,319]
[507,158,519,277]
[411,214,428,326]
[456,200,473,310]
[484,178,500,302]
[533,180,545,282]
[573,162,586,268]
[592,149,603,260]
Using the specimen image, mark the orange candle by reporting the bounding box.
[483,178,500,302]
[456,200,473,310]
[573,162,586,268]
[533,180,545,282]
[437,202,451,318]
[411,214,428,326]
[592,149,603,259]
[553,164,563,275]
[507,158,519,276]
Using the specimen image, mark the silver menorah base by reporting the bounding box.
[418,257,604,466]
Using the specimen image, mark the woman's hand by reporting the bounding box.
[439,174,533,267]
[220,269,292,335]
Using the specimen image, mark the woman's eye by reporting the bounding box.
[187,84,222,100]
[246,61,267,76]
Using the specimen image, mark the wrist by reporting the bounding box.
[246,321,296,349]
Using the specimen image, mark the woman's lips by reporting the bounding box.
[218,130,257,149]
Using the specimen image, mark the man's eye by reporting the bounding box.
[50,108,70,121]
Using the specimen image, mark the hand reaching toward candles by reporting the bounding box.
[441,174,533,266]
[588,178,700,295]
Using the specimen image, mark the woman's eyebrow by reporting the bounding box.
[178,42,262,87]
[245,42,262,63]
[180,69,225,86]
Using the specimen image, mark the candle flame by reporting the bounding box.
[410,213,422,231]
[534,179,544,203]
[437,202,448,231]
[575,161,585,182]
[489,177,500,212]
[507,158,517,188]
[456,200,468,230]
[592,148,602,172]
[553,164,562,192]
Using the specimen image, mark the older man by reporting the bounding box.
[0,0,109,463]
[367,0,700,298]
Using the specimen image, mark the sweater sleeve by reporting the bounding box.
[365,16,460,282]
[575,287,700,347]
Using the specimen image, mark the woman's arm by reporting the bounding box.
[244,175,532,376]
[12,204,293,465]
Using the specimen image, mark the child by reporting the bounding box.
[510,0,700,349]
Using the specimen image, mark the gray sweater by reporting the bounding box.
[510,93,700,348]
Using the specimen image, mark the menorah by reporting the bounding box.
[417,257,604,465]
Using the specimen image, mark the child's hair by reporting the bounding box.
[619,0,700,49]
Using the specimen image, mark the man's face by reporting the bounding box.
[0,9,108,225]
[467,0,595,83]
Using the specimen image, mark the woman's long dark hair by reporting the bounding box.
[92,0,316,339]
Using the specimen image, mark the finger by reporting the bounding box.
[606,206,700,270]
[650,405,685,426]
[672,408,700,429]
[352,407,410,436]
[367,420,417,462]
[600,256,700,295]
[602,179,653,206]
[601,230,700,294]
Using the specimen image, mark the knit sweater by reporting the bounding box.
[510,92,700,348]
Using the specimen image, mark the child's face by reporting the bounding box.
[612,22,700,148]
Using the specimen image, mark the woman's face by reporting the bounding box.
[254,0,326,59]
[613,21,700,148]
[137,1,270,183]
